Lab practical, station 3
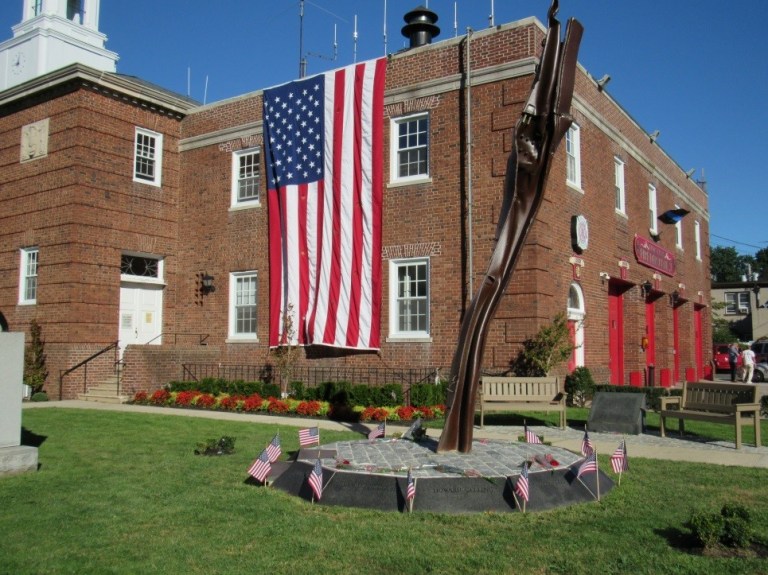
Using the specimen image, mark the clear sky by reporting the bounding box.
[1,1,765,256]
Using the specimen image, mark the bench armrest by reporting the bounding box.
[660,396,681,410]
[734,403,761,413]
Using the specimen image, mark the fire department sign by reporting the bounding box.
[634,235,675,276]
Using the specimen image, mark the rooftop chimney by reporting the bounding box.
[401,6,440,48]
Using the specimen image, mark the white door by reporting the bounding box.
[119,282,163,355]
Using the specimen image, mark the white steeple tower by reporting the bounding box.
[0,0,118,91]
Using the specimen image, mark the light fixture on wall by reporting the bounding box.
[596,74,611,91]
[200,273,215,295]
[640,280,653,298]
[599,272,610,283]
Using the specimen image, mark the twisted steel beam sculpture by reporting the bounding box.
[438,0,583,453]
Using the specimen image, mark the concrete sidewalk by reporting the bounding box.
[24,400,768,469]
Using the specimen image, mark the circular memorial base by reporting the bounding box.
[269,437,613,513]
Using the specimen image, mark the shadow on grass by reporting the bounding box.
[654,526,768,558]
[21,427,46,448]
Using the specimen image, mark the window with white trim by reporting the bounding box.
[19,247,38,304]
[674,204,683,249]
[390,113,429,183]
[725,291,750,315]
[389,258,429,338]
[565,124,581,189]
[229,272,258,340]
[120,253,164,283]
[614,157,625,214]
[694,220,702,260]
[648,184,658,234]
[133,127,163,186]
[231,148,261,207]
[32,0,43,17]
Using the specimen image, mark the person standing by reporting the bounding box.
[741,346,756,383]
[728,343,740,382]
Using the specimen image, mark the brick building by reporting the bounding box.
[0,1,711,400]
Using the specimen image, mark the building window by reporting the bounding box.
[19,247,38,304]
[694,220,702,260]
[614,157,625,214]
[648,184,658,234]
[67,0,83,22]
[565,124,581,189]
[231,148,261,207]
[32,0,43,16]
[120,254,162,280]
[134,127,163,186]
[389,258,429,338]
[674,204,683,249]
[390,113,429,183]
[229,272,258,340]
[725,292,750,315]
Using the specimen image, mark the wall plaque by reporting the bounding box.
[634,235,675,276]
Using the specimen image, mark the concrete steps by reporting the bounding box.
[77,375,129,404]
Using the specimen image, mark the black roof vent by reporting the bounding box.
[401,6,440,48]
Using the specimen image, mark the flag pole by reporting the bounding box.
[409,477,416,513]
[509,477,521,512]
[596,448,601,502]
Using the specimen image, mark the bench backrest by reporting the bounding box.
[682,381,758,413]
[480,376,561,402]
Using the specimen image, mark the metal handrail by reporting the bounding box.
[144,332,209,346]
[58,341,119,400]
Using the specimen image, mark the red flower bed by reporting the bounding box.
[415,406,435,419]
[175,390,200,406]
[150,389,170,405]
[196,394,216,408]
[361,407,389,422]
[218,395,241,410]
[296,400,322,416]
[267,398,290,414]
[133,391,148,403]
[241,394,264,412]
[395,405,417,421]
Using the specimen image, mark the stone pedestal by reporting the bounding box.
[0,333,38,476]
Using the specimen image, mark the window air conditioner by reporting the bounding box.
[739,306,749,314]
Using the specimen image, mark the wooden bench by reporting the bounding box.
[478,376,566,429]
[659,381,762,449]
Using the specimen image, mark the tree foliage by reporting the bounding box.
[510,312,575,376]
[710,246,747,282]
[24,319,48,393]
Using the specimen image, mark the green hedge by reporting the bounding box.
[167,379,279,398]
[410,381,448,407]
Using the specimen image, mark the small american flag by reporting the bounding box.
[514,462,530,503]
[406,469,416,502]
[576,452,598,478]
[581,429,594,456]
[265,434,282,463]
[247,449,271,483]
[299,426,320,447]
[524,424,542,444]
[610,440,628,473]
[308,459,323,500]
[368,421,386,440]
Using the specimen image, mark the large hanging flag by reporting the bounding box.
[264,58,387,350]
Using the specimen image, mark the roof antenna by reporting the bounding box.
[299,0,306,77]
[454,2,458,37]
[489,0,495,27]
[353,14,358,62]
[383,0,387,54]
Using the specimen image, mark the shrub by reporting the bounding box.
[395,405,417,420]
[195,394,216,408]
[267,398,290,414]
[761,395,768,417]
[688,510,724,549]
[175,390,201,406]
[296,400,322,416]
[133,391,148,403]
[194,436,236,456]
[688,502,755,549]
[241,394,264,412]
[360,407,389,422]
[565,367,596,407]
[24,319,48,394]
[150,389,171,405]
[410,381,448,407]
[30,391,49,402]
[218,395,241,411]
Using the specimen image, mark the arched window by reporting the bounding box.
[567,283,585,371]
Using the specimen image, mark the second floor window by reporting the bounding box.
[232,148,260,206]
[19,247,38,304]
[134,128,163,186]
[391,113,429,183]
[648,184,658,234]
[566,124,581,189]
[725,292,750,315]
[614,157,625,214]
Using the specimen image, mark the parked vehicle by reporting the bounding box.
[712,343,742,372]
[750,340,768,363]
[737,362,767,383]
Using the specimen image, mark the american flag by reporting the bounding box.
[265,434,282,463]
[368,421,386,440]
[610,440,628,473]
[299,426,320,447]
[308,459,323,501]
[524,424,542,444]
[406,469,416,502]
[514,462,530,503]
[247,449,271,483]
[263,58,387,350]
[581,429,594,456]
[576,452,598,478]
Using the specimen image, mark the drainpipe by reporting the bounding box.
[466,27,474,295]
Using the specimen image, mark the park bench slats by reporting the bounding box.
[478,376,566,429]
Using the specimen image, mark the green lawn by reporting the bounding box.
[1,408,766,575]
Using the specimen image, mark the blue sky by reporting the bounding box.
[1,1,765,255]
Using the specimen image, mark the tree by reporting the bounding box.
[710,246,747,282]
[753,247,768,280]
[510,312,575,376]
[24,319,48,394]
[271,304,301,396]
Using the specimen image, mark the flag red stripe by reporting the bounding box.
[268,189,283,347]
[297,183,310,344]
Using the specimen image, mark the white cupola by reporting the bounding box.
[0,0,118,91]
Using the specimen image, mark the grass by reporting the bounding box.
[1,408,766,575]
